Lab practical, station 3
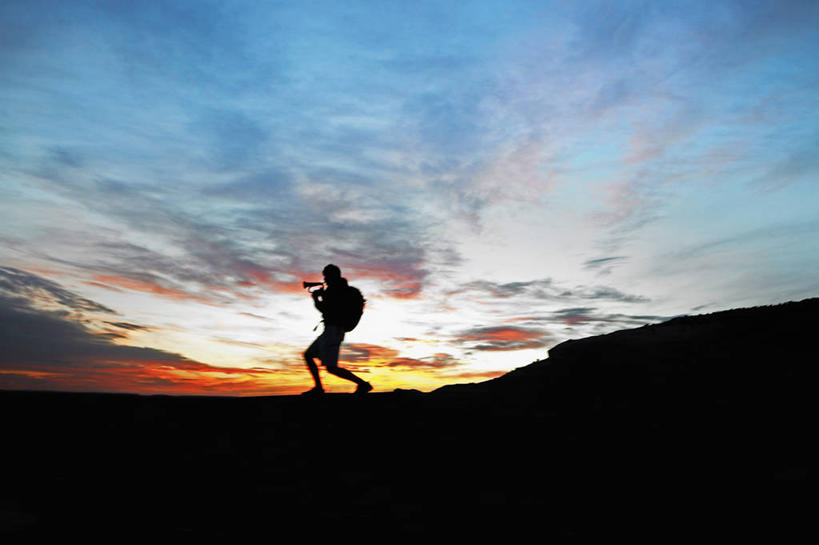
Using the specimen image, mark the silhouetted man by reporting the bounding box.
[303,264,372,395]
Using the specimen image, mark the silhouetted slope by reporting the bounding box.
[1,299,813,539]
[430,298,815,536]
[437,297,817,400]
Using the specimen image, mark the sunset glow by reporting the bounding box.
[2,1,818,395]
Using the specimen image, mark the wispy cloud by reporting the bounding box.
[452,326,551,352]
[583,256,629,276]
[2,1,818,394]
[0,266,115,314]
[341,343,464,371]
[104,321,151,331]
[750,144,819,192]
[449,278,649,304]
[15,158,441,302]
[0,268,284,394]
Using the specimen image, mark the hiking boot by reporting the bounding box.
[301,386,325,396]
[354,382,373,395]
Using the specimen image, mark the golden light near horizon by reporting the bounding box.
[2,1,819,395]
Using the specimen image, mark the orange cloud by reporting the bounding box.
[232,262,427,300]
[91,275,206,302]
[460,328,540,342]
[454,326,550,352]
[340,344,463,370]
[232,264,324,296]
[443,370,506,381]
[0,355,301,397]
[344,265,427,299]
[0,288,302,396]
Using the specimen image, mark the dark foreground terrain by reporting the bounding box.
[2,299,815,539]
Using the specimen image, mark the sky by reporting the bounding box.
[1,0,818,395]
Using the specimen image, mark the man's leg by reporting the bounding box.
[303,338,324,392]
[325,364,366,385]
[325,365,372,394]
[322,325,372,392]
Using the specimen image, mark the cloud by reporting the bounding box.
[549,307,668,327]
[549,307,599,326]
[583,256,628,271]
[340,343,463,370]
[90,274,212,302]
[447,279,552,299]
[21,144,446,302]
[750,145,819,192]
[440,370,506,381]
[6,0,730,309]
[104,321,151,331]
[453,326,551,352]
[2,0,463,301]
[189,108,269,171]
[665,219,819,264]
[449,278,649,304]
[3,0,818,397]
[0,266,115,314]
[1,295,180,370]
[509,307,671,336]
[580,286,649,303]
[0,269,280,394]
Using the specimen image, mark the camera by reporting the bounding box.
[303,281,324,292]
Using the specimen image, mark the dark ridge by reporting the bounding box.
[434,297,817,397]
[1,299,814,539]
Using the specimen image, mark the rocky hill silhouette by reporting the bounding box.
[1,299,813,539]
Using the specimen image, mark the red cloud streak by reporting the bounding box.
[90,275,207,302]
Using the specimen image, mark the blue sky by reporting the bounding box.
[1,0,818,394]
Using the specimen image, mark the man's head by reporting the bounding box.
[322,264,342,284]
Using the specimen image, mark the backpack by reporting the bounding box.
[341,285,366,332]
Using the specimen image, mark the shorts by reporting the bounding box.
[305,324,345,368]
